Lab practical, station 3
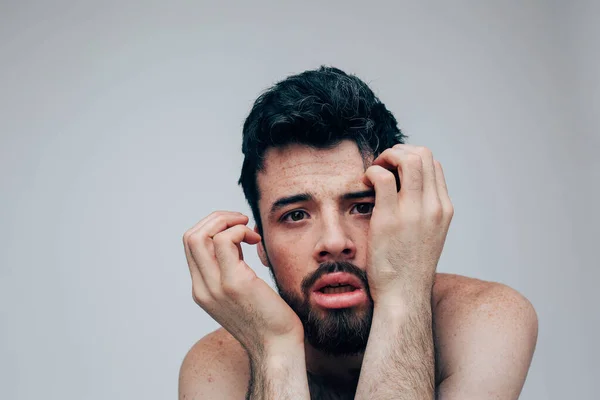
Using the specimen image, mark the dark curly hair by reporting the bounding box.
[238,66,407,234]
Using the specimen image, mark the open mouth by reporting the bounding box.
[319,284,358,294]
[312,285,367,309]
[311,272,367,308]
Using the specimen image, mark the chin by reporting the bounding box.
[282,291,374,356]
[304,306,373,356]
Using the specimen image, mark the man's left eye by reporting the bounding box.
[351,203,374,215]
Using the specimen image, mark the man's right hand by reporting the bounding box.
[183,211,304,357]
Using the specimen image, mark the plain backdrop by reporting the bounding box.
[1,1,598,399]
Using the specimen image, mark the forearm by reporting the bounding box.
[246,341,310,400]
[355,297,435,400]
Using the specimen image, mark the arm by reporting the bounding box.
[434,282,538,400]
[246,338,310,400]
[181,212,310,399]
[356,145,453,399]
[355,296,435,399]
[178,330,310,400]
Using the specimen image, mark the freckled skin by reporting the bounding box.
[179,140,538,399]
[257,141,371,293]
[255,140,376,377]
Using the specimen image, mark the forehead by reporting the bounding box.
[257,140,370,205]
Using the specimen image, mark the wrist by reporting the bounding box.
[260,345,306,371]
[369,268,435,308]
[249,333,305,365]
[373,292,433,321]
[247,337,310,400]
[248,337,308,389]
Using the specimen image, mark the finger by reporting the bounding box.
[186,211,246,238]
[394,144,438,201]
[212,225,261,281]
[433,160,454,218]
[364,165,398,212]
[187,213,250,286]
[183,233,211,304]
[183,235,207,292]
[372,148,424,204]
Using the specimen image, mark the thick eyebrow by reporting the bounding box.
[341,189,376,200]
[268,189,375,218]
[269,193,313,216]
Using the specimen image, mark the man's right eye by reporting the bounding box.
[282,210,308,222]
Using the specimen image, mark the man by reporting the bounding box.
[179,67,538,399]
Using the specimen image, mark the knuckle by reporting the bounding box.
[221,279,242,297]
[192,288,210,305]
[378,170,396,185]
[187,231,204,248]
[208,212,227,225]
[415,146,432,157]
[406,153,423,167]
[381,148,402,164]
[446,204,455,218]
[205,284,224,301]
[429,203,444,221]
[213,214,228,226]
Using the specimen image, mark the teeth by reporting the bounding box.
[322,285,354,294]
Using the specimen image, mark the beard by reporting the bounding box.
[270,261,374,357]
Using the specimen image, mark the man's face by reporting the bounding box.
[256,140,375,356]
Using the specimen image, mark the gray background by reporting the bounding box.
[1,1,598,399]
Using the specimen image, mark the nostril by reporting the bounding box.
[342,249,352,255]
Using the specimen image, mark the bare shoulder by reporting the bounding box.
[432,272,490,305]
[431,273,538,398]
[179,328,250,400]
[432,272,537,321]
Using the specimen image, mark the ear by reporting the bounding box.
[255,225,269,267]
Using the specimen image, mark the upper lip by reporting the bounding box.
[313,272,363,292]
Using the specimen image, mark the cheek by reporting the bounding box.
[354,222,370,252]
[268,225,313,260]
[267,232,313,288]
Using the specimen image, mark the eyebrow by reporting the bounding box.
[269,189,376,217]
[342,189,375,200]
[270,193,313,216]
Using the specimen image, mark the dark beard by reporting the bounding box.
[270,261,374,356]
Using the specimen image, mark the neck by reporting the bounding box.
[304,340,364,384]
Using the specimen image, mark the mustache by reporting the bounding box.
[300,261,370,298]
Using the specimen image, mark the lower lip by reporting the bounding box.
[311,288,368,309]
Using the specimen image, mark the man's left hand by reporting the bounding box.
[363,144,454,308]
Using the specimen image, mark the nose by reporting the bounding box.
[313,214,357,263]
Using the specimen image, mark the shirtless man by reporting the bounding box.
[179,67,538,399]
